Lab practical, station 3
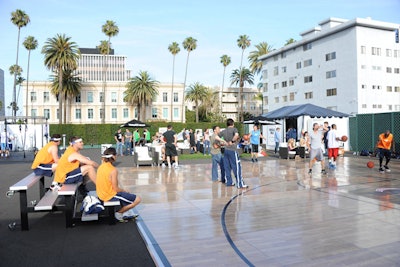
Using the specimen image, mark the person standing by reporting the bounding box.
[1,129,9,157]
[114,129,124,156]
[163,125,179,169]
[308,123,327,175]
[203,128,211,156]
[323,121,331,155]
[210,126,226,182]
[124,129,133,156]
[134,129,140,146]
[189,129,196,153]
[144,128,151,143]
[249,124,265,162]
[31,134,61,177]
[376,130,395,173]
[326,124,340,169]
[220,118,248,189]
[51,136,98,191]
[96,147,141,221]
[274,127,281,154]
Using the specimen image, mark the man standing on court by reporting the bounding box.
[31,134,61,177]
[114,129,124,156]
[220,118,248,189]
[274,127,281,154]
[326,124,340,169]
[163,125,179,169]
[249,124,265,162]
[376,130,395,173]
[308,123,327,175]
[51,136,98,191]
[210,126,226,182]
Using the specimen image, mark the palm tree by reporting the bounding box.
[50,69,82,123]
[168,42,180,122]
[23,36,38,117]
[16,76,26,108]
[248,42,273,75]
[285,38,296,46]
[201,87,219,119]
[42,34,80,124]
[220,54,231,114]
[181,37,197,122]
[185,82,207,123]
[10,9,30,117]
[124,71,159,121]
[230,67,254,121]
[101,20,119,124]
[236,35,251,122]
[9,64,23,114]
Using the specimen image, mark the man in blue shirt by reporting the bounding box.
[274,127,281,154]
[249,124,265,162]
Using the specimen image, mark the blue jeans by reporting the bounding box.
[275,142,279,153]
[116,142,124,156]
[203,140,210,155]
[125,141,132,155]
[211,153,225,181]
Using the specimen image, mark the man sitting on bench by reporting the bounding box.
[31,134,61,177]
[50,136,98,191]
[96,147,141,222]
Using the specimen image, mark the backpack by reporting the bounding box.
[81,195,105,214]
[360,149,370,156]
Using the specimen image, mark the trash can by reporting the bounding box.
[101,144,112,154]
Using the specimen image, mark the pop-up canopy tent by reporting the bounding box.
[120,119,149,128]
[243,115,280,125]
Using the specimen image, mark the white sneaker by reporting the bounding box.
[161,163,166,168]
[50,182,62,191]
[115,212,124,221]
[123,209,139,220]
[174,164,179,169]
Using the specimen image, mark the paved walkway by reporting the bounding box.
[1,149,400,266]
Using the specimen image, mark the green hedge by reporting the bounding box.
[49,122,245,145]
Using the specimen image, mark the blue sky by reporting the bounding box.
[1,0,399,115]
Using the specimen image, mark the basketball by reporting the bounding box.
[367,161,374,168]
[243,134,250,141]
[341,135,348,142]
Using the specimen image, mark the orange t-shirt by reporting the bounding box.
[96,161,117,201]
[31,141,56,169]
[54,146,79,183]
[377,133,393,150]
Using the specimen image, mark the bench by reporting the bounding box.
[8,172,83,231]
[81,191,120,225]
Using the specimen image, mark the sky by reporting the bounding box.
[1,0,399,115]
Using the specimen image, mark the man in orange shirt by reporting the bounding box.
[31,134,61,177]
[376,130,395,173]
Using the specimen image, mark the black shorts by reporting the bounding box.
[251,144,259,153]
[165,143,178,157]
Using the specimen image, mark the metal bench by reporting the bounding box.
[81,191,120,225]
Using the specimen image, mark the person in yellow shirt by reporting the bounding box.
[376,130,395,173]
[31,134,61,177]
[50,136,98,191]
[96,147,141,221]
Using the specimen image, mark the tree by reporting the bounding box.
[285,38,296,46]
[220,54,231,114]
[9,64,23,114]
[50,69,82,123]
[16,76,26,108]
[168,42,180,122]
[236,35,251,122]
[124,71,159,121]
[23,36,38,117]
[181,37,197,122]
[101,20,119,124]
[201,86,219,119]
[185,82,207,123]
[10,9,30,117]
[248,42,273,75]
[42,34,80,124]
[230,67,254,121]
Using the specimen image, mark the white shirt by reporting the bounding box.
[327,129,340,149]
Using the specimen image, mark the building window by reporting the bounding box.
[387,86,393,92]
[394,68,400,74]
[152,108,157,118]
[44,109,50,119]
[174,108,179,118]
[304,76,313,83]
[303,43,312,51]
[173,92,178,102]
[100,109,104,119]
[305,92,313,99]
[281,52,287,58]
[371,47,381,56]
[162,108,168,119]
[326,88,337,96]
[361,46,366,54]
[326,70,336,79]
[75,109,81,119]
[99,92,104,102]
[123,108,129,118]
[282,81,287,88]
[111,108,117,119]
[386,49,392,57]
[273,55,278,61]
[361,84,367,89]
[262,69,268,79]
[30,92,37,102]
[75,94,81,103]
[372,104,382,109]
[388,105,392,111]
[304,59,312,67]
[274,83,279,89]
[325,52,336,61]
[282,95,287,102]
[387,67,392,73]
[43,92,49,103]
[31,109,37,117]
[111,92,117,103]
[87,92,93,103]
[289,78,294,86]
[289,92,295,101]
[372,85,381,90]
[361,65,367,69]
[163,92,168,102]
[263,83,268,92]
[282,66,287,73]
[394,50,399,58]
[273,66,279,76]
[88,108,93,119]
[372,66,381,71]
[296,62,301,69]
[274,97,279,103]
[395,86,400,92]
[362,104,367,108]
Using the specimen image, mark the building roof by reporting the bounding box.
[79,47,115,55]
[263,104,350,120]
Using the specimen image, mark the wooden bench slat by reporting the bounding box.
[34,190,58,211]
[9,173,43,191]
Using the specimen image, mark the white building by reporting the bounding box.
[260,17,400,115]
[220,87,263,121]
[24,48,185,124]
